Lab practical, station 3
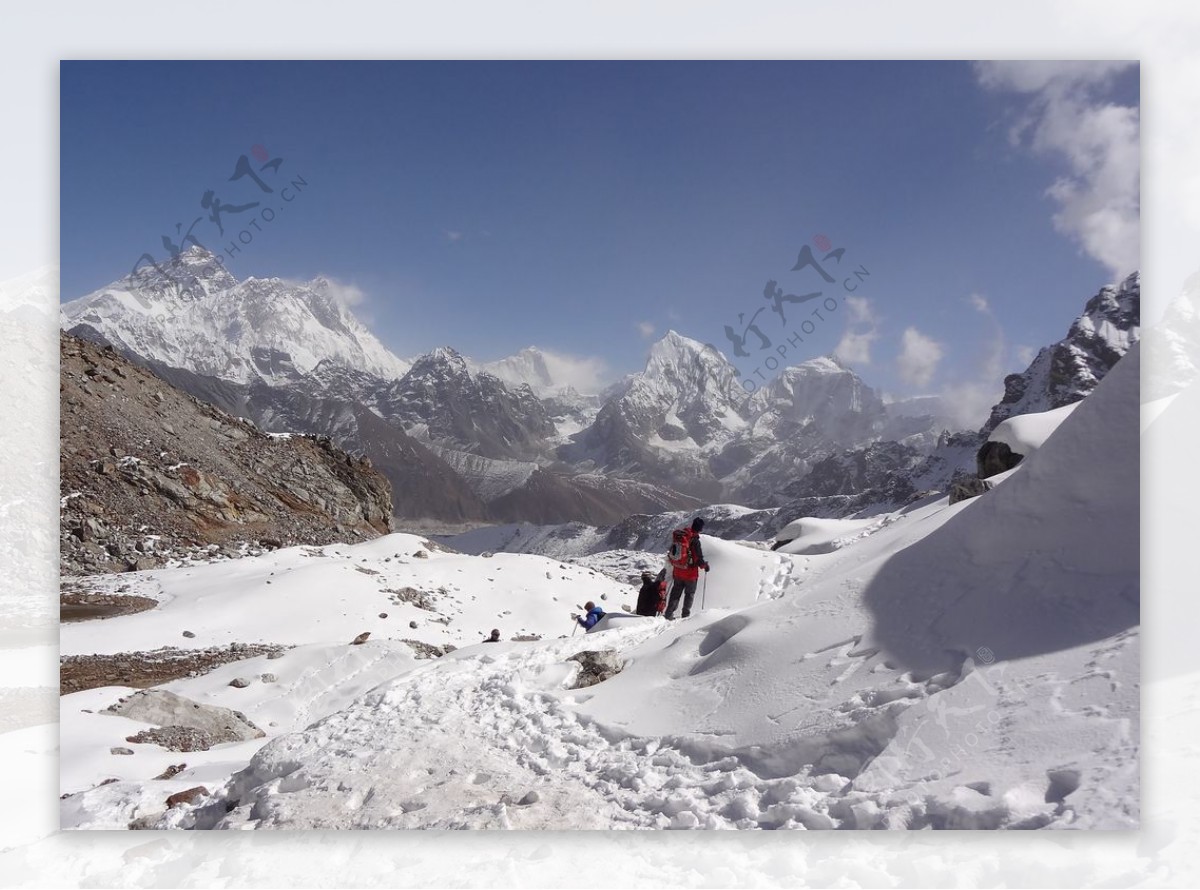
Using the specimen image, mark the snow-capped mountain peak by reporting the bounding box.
[480,346,555,390]
[983,272,1140,432]
[645,329,718,372]
[1069,270,1140,354]
[416,346,471,374]
[60,249,411,385]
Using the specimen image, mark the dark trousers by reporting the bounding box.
[665,577,698,619]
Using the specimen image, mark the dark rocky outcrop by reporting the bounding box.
[984,272,1139,434]
[976,441,1024,479]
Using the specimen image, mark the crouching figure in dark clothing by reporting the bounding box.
[635,568,668,617]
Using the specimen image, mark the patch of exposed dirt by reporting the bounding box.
[60,643,289,695]
[60,590,158,623]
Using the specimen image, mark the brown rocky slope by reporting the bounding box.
[60,332,393,575]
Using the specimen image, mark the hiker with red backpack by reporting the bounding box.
[664,517,711,620]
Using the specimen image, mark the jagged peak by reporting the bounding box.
[125,243,236,287]
[413,346,469,371]
[646,330,721,369]
[801,353,854,374]
[175,243,220,264]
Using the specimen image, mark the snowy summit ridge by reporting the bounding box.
[60,246,411,385]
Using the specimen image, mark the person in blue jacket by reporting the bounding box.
[573,601,605,630]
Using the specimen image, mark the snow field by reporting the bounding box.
[60,348,1140,830]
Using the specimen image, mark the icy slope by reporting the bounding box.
[577,345,1139,827]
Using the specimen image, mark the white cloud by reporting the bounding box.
[975,61,1132,94]
[834,331,877,365]
[844,295,876,325]
[975,61,1139,280]
[917,290,1010,429]
[536,349,611,394]
[288,275,368,309]
[637,321,656,339]
[1015,344,1037,366]
[939,378,1004,431]
[833,296,879,365]
[897,327,944,387]
[444,230,464,243]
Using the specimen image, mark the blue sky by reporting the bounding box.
[61,60,1139,417]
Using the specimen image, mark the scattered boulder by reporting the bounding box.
[228,677,252,688]
[181,630,196,638]
[153,763,187,780]
[166,786,209,808]
[401,639,455,659]
[378,612,388,619]
[260,673,276,684]
[126,725,247,752]
[949,476,992,505]
[351,632,371,645]
[567,650,625,689]
[409,620,418,629]
[110,746,134,756]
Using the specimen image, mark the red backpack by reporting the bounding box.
[667,528,695,572]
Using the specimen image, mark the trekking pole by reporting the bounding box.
[571,617,579,637]
[702,572,708,610]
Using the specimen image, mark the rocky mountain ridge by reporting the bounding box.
[60,332,394,576]
[61,249,1140,528]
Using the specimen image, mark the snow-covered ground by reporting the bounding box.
[60,347,1139,830]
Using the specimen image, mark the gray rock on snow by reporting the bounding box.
[949,476,992,504]
[567,649,625,689]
